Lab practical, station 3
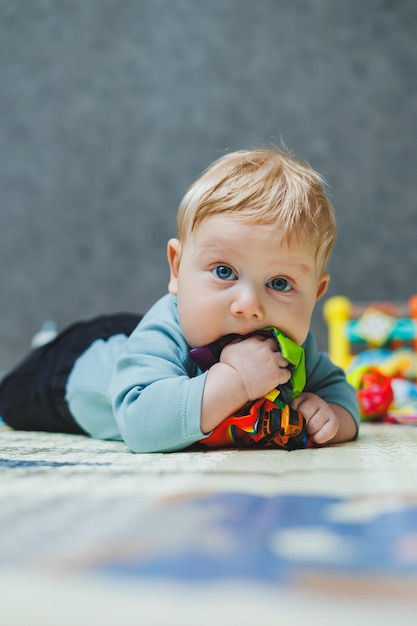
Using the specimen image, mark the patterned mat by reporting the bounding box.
[2,422,417,625]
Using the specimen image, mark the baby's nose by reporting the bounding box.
[230,287,265,320]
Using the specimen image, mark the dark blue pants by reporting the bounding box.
[0,313,141,435]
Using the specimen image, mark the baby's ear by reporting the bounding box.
[167,238,182,295]
[316,272,330,301]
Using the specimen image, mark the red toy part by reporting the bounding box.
[200,397,309,450]
[356,367,394,420]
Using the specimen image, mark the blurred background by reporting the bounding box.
[1,0,416,370]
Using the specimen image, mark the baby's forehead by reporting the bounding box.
[190,217,320,263]
[192,213,319,248]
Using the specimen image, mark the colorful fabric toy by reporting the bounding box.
[190,328,309,450]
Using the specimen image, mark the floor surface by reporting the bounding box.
[1,422,417,625]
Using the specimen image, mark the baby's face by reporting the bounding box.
[167,214,329,348]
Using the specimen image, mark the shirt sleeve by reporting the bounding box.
[108,296,208,453]
[303,332,360,436]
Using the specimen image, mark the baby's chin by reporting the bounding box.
[185,336,217,351]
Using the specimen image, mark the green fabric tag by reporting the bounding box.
[264,327,306,398]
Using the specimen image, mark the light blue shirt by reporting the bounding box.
[66,294,359,453]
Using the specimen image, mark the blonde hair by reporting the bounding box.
[176,147,336,269]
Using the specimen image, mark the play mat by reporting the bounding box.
[2,420,417,626]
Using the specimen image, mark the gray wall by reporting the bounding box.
[1,0,416,369]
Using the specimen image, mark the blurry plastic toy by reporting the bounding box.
[190,327,310,450]
[347,366,394,420]
[323,294,417,371]
[324,295,417,423]
[384,378,417,425]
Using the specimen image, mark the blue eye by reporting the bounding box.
[212,265,237,281]
[267,277,292,292]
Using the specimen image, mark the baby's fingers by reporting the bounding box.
[306,414,337,444]
[292,393,338,445]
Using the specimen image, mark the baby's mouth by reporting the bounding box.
[189,328,279,372]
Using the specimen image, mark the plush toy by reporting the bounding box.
[190,328,309,450]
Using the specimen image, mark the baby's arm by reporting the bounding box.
[200,335,291,434]
[109,297,211,453]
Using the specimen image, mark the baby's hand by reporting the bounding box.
[219,335,291,403]
[292,392,357,445]
[291,393,338,444]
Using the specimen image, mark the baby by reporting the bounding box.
[0,147,359,452]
